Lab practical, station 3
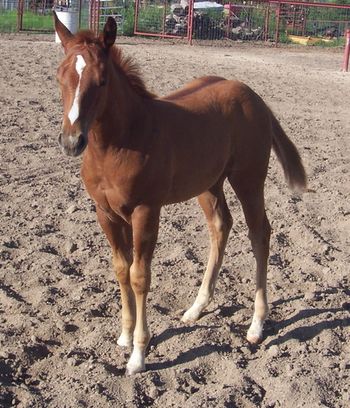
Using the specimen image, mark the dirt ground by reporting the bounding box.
[0,34,349,408]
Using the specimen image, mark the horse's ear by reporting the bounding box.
[101,17,117,49]
[53,10,73,53]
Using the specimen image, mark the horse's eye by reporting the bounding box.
[99,79,106,87]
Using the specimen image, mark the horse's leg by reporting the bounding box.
[228,176,271,344]
[126,205,160,375]
[96,207,134,347]
[182,184,233,323]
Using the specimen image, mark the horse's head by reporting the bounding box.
[54,12,116,156]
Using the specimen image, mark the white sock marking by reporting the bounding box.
[117,332,133,348]
[126,345,145,374]
[247,315,264,343]
[182,301,205,323]
[68,55,86,126]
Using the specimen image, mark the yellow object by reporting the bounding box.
[287,35,333,45]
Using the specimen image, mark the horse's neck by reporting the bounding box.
[90,64,147,149]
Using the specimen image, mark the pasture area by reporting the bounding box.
[0,35,349,407]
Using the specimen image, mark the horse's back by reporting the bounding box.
[162,76,226,103]
[162,76,269,126]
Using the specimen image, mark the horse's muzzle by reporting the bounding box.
[58,133,87,157]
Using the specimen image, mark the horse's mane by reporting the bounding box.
[110,47,156,99]
[69,31,155,100]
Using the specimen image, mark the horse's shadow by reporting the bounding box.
[105,290,349,374]
[259,286,349,346]
[264,305,350,348]
[102,323,230,375]
[145,305,242,370]
[149,323,218,348]
[148,289,349,370]
[147,342,232,372]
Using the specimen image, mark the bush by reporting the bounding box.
[122,4,135,36]
[136,5,164,33]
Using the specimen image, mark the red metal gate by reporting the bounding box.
[89,0,100,34]
[270,1,350,45]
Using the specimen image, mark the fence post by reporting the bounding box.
[264,5,270,42]
[134,0,139,36]
[78,0,82,29]
[275,2,281,47]
[342,29,350,72]
[17,0,24,31]
[162,1,167,38]
[187,0,194,45]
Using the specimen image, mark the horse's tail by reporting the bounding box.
[270,111,307,192]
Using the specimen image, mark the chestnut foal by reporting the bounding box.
[54,14,306,374]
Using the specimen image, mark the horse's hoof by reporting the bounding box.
[126,346,145,375]
[246,316,264,344]
[126,362,145,376]
[181,304,202,323]
[117,333,133,348]
[246,333,263,345]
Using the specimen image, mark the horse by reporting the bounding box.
[53,13,307,375]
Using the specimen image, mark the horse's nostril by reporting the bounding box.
[77,134,85,150]
[58,132,86,156]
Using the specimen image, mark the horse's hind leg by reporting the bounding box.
[182,184,233,323]
[228,176,271,344]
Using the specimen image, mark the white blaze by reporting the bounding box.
[68,55,86,126]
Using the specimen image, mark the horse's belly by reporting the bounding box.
[164,159,229,204]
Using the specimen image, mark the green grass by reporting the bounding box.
[0,10,18,32]
[312,37,346,47]
[0,10,54,32]
[121,5,135,36]
[22,11,53,31]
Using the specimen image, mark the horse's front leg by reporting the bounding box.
[126,205,160,375]
[96,208,135,347]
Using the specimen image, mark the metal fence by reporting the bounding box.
[0,0,349,46]
[89,0,134,35]
[270,1,350,44]
[133,1,269,41]
[133,0,350,45]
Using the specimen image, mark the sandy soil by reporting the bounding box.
[0,34,349,408]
